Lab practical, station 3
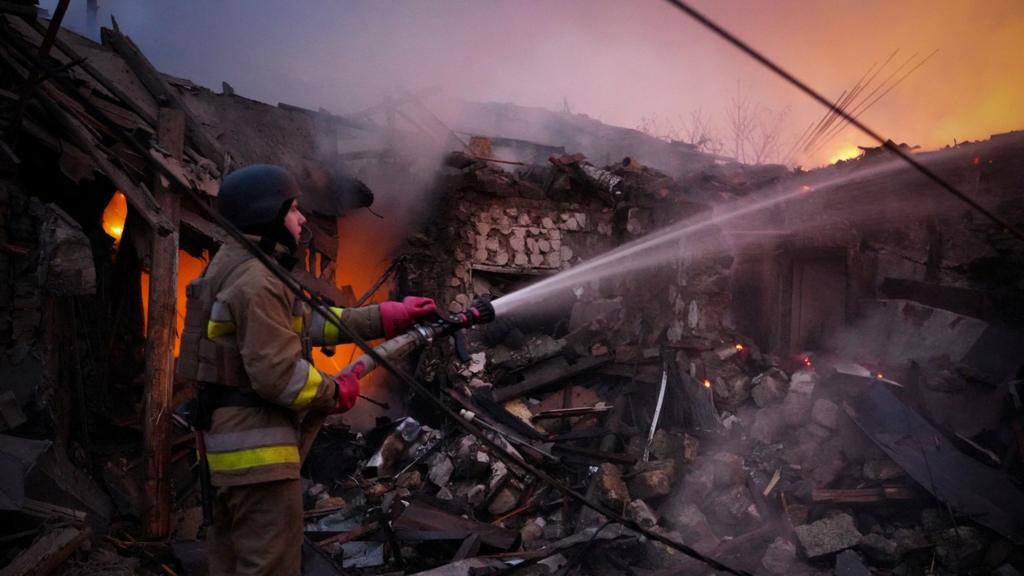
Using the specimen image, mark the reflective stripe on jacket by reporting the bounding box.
[199,237,384,487]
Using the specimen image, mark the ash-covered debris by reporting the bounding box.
[346,138,1024,575]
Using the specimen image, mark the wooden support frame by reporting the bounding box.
[101,22,226,169]
[141,107,185,538]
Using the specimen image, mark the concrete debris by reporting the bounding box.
[811,398,842,429]
[761,536,797,575]
[628,459,676,500]
[710,452,746,487]
[597,463,631,509]
[426,454,454,488]
[834,549,871,576]
[627,498,659,529]
[751,368,789,407]
[794,513,863,558]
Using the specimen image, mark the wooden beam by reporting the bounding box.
[811,485,917,504]
[491,356,609,404]
[101,25,226,168]
[0,525,90,576]
[32,83,172,234]
[22,17,158,128]
[141,107,185,539]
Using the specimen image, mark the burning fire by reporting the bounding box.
[703,379,712,389]
[827,145,862,165]
[735,343,744,352]
[140,250,209,356]
[101,191,128,244]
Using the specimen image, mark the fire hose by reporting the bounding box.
[299,300,497,461]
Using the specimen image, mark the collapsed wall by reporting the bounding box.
[371,133,1024,575]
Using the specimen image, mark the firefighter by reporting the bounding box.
[179,164,436,575]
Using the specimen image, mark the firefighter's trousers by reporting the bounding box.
[208,478,303,576]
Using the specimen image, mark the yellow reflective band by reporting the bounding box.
[290,365,323,411]
[206,444,300,471]
[291,316,303,334]
[207,320,236,338]
[323,307,344,344]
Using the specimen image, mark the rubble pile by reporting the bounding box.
[341,146,1024,575]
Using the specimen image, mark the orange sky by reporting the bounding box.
[47,0,1023,168]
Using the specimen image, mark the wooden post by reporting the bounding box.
[142,107,185,538]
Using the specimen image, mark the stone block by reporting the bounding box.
[750,405,786,445]
[708,484,753,526]
[794,513,862,558]
[789,369,817,395]
[661,502,715,544]
[629,459,676,500]
[782,389,814,428]
[751,368,789,407]
[862,459,904,481]
[811,398,842,429]
[627,499,659,529]
[487,487,519,515]
[426,454,454,487]
[626,457,675,498]
[835,550,871,576]
[710,452,746,487]
[598,463,630,510]
[761,537,797,575]
[679,461,714,502]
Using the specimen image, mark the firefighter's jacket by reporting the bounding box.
[186,237,384,487]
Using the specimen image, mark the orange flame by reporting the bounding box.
[703,379,712,389]
[140,250,209,356]
[735,343,744,352]
[101,191,127,244]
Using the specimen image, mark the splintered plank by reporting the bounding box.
[393,501,518,550]
[811,486,917,504]
[492,356,609,404]
[0,526,90,576]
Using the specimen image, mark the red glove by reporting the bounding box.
[379,296,438,337]
[333,362,364,413]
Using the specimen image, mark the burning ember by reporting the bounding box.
[703,379,712,389]
[735,343,744,352]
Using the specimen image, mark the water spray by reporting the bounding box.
[492,145,982,319]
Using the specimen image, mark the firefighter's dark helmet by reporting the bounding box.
[217,164,301,230]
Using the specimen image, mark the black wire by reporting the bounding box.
[662,0,1024,244]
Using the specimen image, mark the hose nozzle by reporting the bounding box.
[456,298,496,328]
